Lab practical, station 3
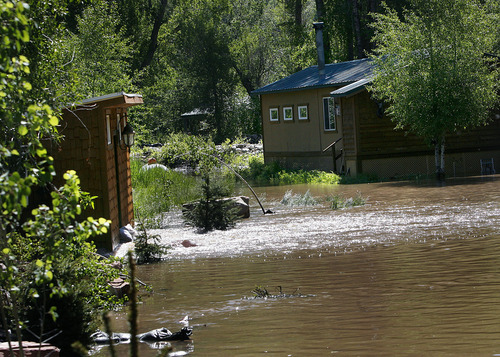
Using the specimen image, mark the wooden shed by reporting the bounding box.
[49,92,143,250]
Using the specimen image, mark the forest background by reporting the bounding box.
[29,0,494,145]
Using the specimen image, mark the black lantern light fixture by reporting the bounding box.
[121,123,135,149]
[115,113,135,151]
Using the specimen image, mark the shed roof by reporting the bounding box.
[65,92,143,110]
[251,58,373,95]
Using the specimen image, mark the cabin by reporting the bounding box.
[251,24,500,179]
[48,92,143,250]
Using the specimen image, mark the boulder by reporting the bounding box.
[119,224,137,243]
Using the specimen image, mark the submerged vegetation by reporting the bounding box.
[280,190,318,206]
[249,286,311,299]
[327,192,367,210]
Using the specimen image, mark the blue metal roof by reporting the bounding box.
[251,58,374,95]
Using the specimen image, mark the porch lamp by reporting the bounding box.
[121,123,135,149]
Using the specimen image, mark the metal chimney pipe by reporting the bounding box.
[313,22,325,76]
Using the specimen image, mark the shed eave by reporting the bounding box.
[330,77,372,98]
[64,92,144,110]
[80,92,143,105]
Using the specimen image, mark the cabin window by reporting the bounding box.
[106,114,112,145]
[269,107,279,122]
[283,106,293,121]
[298,105,308,120]
[323,97,336,131]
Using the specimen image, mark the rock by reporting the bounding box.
[141,163,168,171]
[108,278,130,298]
[181,240,197,247]
[223,196,250,218]
[0,341,60,356]
[119,224,137,243]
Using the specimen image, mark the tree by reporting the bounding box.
[70,1,134,98]
[0,1,124,353]
[369,0,499,179]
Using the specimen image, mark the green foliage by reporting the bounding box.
[183,171,238,232]
[240,157,340,186]
[327,192,367,210]
[2,171,124,351]
[0,2,126,352]
[158,133,218,168]
[69,1,135,97]
[280,190,318,206]
[273,169,341,185]
[134,217,169,265]
[369,0,499,176]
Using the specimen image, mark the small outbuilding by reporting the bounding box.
[49,92,143,250]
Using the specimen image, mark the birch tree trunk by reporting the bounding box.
[434,138,445,180]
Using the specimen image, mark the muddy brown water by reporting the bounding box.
[93,175,500,356]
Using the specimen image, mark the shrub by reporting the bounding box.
[2,171,125,353]
[134,217,169,264]
[183,172,238,232]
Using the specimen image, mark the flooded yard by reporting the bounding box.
[95,175,500,356]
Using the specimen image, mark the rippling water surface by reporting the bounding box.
[95,176,500,356]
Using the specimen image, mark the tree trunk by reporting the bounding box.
[140,0,169,70]
[351,0,363,58]
[294,0,302,27]
[434,138,445,180]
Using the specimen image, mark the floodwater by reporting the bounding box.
[94,175,500,356]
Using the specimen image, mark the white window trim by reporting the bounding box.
[283,106,293,121]
[323,97,336,131]
[269,107,279,122]
[298,105,308,120]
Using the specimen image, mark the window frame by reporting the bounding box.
[323,97,337,131]
[298,105,309,120]
[269,107,279,122]
[283,106,294,121]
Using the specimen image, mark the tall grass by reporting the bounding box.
[131,159,200,226]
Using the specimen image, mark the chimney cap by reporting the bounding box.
[313,22,324,30]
